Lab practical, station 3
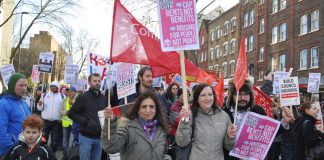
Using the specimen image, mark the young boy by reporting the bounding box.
[5,114,56,160]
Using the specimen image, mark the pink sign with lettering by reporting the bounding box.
[31,65,40,83]
[157,0,199,51]
[230,112,280,160]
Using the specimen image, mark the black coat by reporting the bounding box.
[295,114,322,160]
[68,89,108,138]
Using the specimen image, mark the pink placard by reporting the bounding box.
[31,65,40,83]
[157,0,199,51]
[230,112,280,160]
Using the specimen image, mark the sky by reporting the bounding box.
[28,0,239,57]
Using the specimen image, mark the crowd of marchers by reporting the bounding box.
[0,67,324,160]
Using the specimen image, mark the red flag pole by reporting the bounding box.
[180,51,189,121]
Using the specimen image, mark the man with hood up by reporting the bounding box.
[0,73,31,158]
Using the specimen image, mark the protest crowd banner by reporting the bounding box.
[279,77,300,107]
[307,73,321,93]
[273,71,290,95]
[230,112,281,160]
[38,52,54,73]
[0,64,15,88]
[31,65,40,83]
[64,64,79,84]
[116,63,136,99]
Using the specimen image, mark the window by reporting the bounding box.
[300,49,307,69]
[311,10,319,31]
[280,0,286,10]
[311,46,319,68]
[215,46,220,58]
[271,56,277,72]
[210,49,214,60]
[258,71,263,80]
[279,54,286,71]
[224,22,229,35]
[249,36,254,51]
[244,13,249,27]
[205,52,207,61]
[272,26,278,44]
[231,39,236,54]
[280,23,286,41]
[223,63,227,77]
[248,63,254,76]
[230,61,235,76]
[210,30,215,41]
[259,47,264,61]
[214,65,219,71]
[249,10,255,25]
[259,0,264,4]
[216,27,221,39]
[300,14,308,35]
[231,18,236,32]
[223,42,228,56]
[260,18,264,33]
[272,0,278,14]
[245,37,248,52]
[201,35,205,45]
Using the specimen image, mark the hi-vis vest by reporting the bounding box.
[62,98,73,127]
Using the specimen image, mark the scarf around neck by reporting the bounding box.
[137,118,158,141]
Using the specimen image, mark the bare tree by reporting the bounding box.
[9,0,79,63]
[0,0,23,28]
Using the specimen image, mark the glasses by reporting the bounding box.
[233,92,250,98]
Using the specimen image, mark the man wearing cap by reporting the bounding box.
[59,86,79,159]
[0,73,31,158]
[37,81,65,153]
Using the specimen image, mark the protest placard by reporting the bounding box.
[153,76,163,88]
[31,65,40,83]
[116,63,136,99]
[64,65,79,84]
[157,0,199,51]
[172,73,182,85]
[38,52,54,73]
[77,79,88,91]
[273,71,290,94]
[230,112,280,160]
[307,73,321,93]
[87,52,110,80]
[0,64,15,88]
[313,101,324,131]
[279,77,300,107]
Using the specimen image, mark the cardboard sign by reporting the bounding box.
[38,52,54,73]
[157,0,199,51]
[230,112,280,160]
[0,64,15,88]
[116,63,136,99]
[31,65,40,83]
[279,77,300,107]
[64,65,79,84]
[273,71,290,94]
[87,52,110,80]
[307,73,321,93]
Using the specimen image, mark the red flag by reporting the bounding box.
[196,70,216,85]
[214,76,225,108]
[233,37,248,90]
[253,86,274,118]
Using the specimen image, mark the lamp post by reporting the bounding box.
[18,11,29,72]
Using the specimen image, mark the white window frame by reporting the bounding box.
[279,54,286,71]
[210,30,215,42]
[230,60,235,76]
[223,62,227,77]
[249,36,254,51]
[244,13,249,27]
[259,47,264,62]
[258,71,263,80]
[230,39,236,54]
[215,46,220,59]
[271,56,278,72]
[311,10,319,32]
[214,65,219,71]
[209,48,214,60]
[245,37,248,52]
[224,21,229,36]
[216,26,221,39]
[260,17,265,33]
[280,0,286,10]
[272,0,278,14]
[201,35,205,45]
[311,46,319,68]
[300,49,307,69]
[223,42,228,56]
[300,14,308,35]
[259,0,264,4]
[280,23,286,41]
[231,17,236,32]
[272,26,278,44]
[249,10,255,25]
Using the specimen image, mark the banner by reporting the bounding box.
[38,52,54,73]
[116,63,136,99]
[0,64,15,88]
[157,0,199,51]
[87,52,110,80]
[64,65,79,84]
[230,112,280,160]
[233,37,248,90]
[253,86,274,118]
[279,77,300,107]
[307,73,321,93]
[31,65,40,83]
[77,79,88,91]
[273,71,290,94]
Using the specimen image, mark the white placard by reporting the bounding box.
[0,64,15,88]
[116,63,136,99]
[279,77,300,107]
[38,52,54,73]
[307,73,321,93]
[273,71,290,94]
[64,65,79,84]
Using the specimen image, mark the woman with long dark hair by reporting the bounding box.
[175,83,237,160]
[295,102,324,160]
[101,90,169,160]
[164,82,179,104]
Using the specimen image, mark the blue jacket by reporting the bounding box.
[0,94,31,156]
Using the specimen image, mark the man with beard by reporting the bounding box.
[68,73,108,160]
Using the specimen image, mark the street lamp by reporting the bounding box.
[18,11,29,73]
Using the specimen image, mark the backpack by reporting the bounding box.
[302,120,324,160]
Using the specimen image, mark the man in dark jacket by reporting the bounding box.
[68,73,108,160]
